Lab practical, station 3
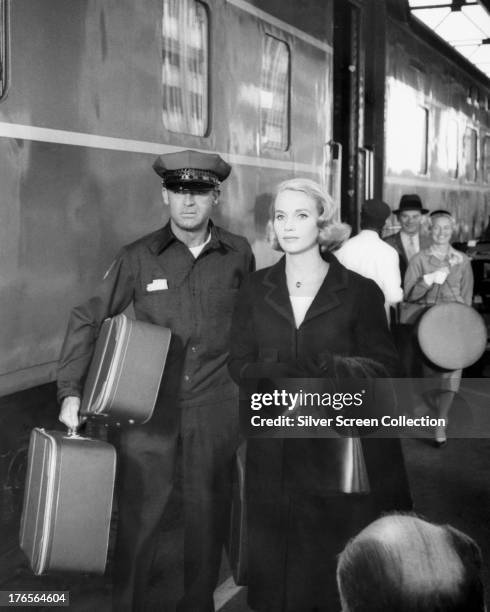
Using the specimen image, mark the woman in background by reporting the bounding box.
[404,210,474,446]
[228,179,412,612]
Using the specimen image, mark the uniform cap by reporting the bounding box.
[394,194,428,214]
[153,149,231,191]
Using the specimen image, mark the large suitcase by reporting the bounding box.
[19,428,116,575]
[226,443,247,586]
[80,314,171,425]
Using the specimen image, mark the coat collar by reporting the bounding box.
[262,252,349,326]
[426,245,464,267]
[148,221,237,255]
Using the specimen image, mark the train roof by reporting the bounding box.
[389,0,490,88]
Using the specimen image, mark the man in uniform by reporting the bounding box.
[57,150,255,611]
[384,194,430,281]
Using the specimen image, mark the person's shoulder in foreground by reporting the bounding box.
[337,513,485,612]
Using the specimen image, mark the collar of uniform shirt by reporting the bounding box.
[148,220,237,255]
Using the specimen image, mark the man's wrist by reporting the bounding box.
[57,387,82,404]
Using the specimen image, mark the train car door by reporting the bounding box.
[332,0,366,233]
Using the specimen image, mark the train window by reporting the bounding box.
[385,81,429,175]
[467,86,481,108]
[0,0,10,102]
[464,127,478,182]
[260,35,290,151]
[161,0,208,136]
[484,136,490,184]
[414,105,428,175]
[444,119,458,179]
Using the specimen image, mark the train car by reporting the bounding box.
[0,0,489,598]
[383,1,490,240]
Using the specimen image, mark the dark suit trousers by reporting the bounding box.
[112,396,239,612]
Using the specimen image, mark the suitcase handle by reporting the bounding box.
[67,427,82,438]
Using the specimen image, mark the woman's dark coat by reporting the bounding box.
[228,254,412,612]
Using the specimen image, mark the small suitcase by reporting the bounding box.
[19,428,116,575]
[226,443,247,585]
[80,314,171,425]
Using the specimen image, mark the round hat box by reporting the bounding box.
[417,302,487,370]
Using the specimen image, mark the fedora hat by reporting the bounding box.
[393,194,428,215]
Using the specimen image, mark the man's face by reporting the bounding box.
[165,187,217,233]
[399,210,422,235]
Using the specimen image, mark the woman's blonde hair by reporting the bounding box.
[266,178,351,252]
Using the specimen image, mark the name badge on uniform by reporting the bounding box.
[146,279,168,291]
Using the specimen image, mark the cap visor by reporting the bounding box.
[165,181,216,193]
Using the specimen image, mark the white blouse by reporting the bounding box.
[289,295,315,328]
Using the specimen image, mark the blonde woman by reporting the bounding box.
[228,179,411,612]
[404,210,474,446]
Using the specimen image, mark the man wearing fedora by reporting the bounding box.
[384,194,430,281]
[335,199,403,321]
[384,194,430,378]
[57,150,254,611]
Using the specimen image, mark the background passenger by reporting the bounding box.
[404,210,474,446]
[384,193,430,281]
[337,514,485,612]
[385,194,431,377]
[335,198,403,322]
[228,178,412,612]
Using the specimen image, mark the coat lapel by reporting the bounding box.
[262,255,349,327]
[263,257,295,325]
[395,232,408,264]
[302,255,348,325]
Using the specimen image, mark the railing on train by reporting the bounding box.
[324,140,343,221]
[360,145,374,201]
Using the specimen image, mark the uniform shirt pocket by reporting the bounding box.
[135,287,182,327]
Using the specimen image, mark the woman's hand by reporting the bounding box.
[423,268,449,286]
[433,268,449,284]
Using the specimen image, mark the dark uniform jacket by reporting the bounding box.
[57,222,255,407]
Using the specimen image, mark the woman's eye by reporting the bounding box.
[275,214,285,221]
[298,213,308,219]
